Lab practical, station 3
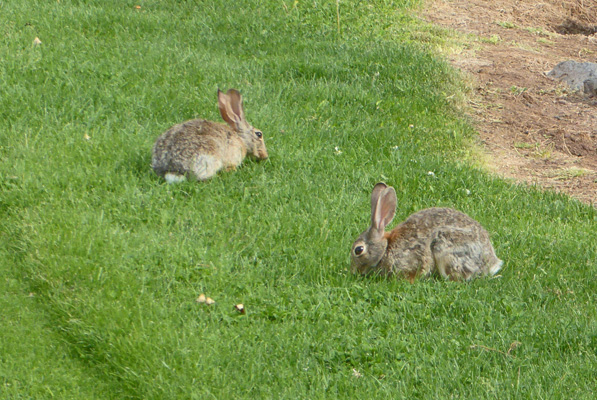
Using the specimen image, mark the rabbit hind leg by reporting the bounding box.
[192,155,223,180]
[434,245,484,281]
[431,228,485,281]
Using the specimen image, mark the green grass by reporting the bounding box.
[1,0,596,398]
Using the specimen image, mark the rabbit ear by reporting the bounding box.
[225,89,245,122]
[218,89,245,129]
[371,185,397,232]
[370,182,388,214]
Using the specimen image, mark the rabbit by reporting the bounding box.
[351,182,502,282]
[151,89,268,183]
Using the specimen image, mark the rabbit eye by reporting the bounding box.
[354,245,365,256]
[255,130,263,138]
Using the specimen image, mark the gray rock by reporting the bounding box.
[547,60,597,95]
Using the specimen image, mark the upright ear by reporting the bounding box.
[225,89,245,122]
[370,182,388,215]
[218,89,245,129]
[371,185,397,232]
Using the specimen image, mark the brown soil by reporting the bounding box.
[423,0,597,205]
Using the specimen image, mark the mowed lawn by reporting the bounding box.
[1,0,596,398]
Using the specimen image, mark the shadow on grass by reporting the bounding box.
[122,150,156,182]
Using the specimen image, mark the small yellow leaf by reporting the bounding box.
[33,37,42,46]
[196,294,206,303]
[205,297,215,305]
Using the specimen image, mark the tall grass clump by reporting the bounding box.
[1,0,595,398]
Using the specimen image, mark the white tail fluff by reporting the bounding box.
[489,259,503,275]
[164,173,187,184]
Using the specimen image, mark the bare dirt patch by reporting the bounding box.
[423,0,597,205]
